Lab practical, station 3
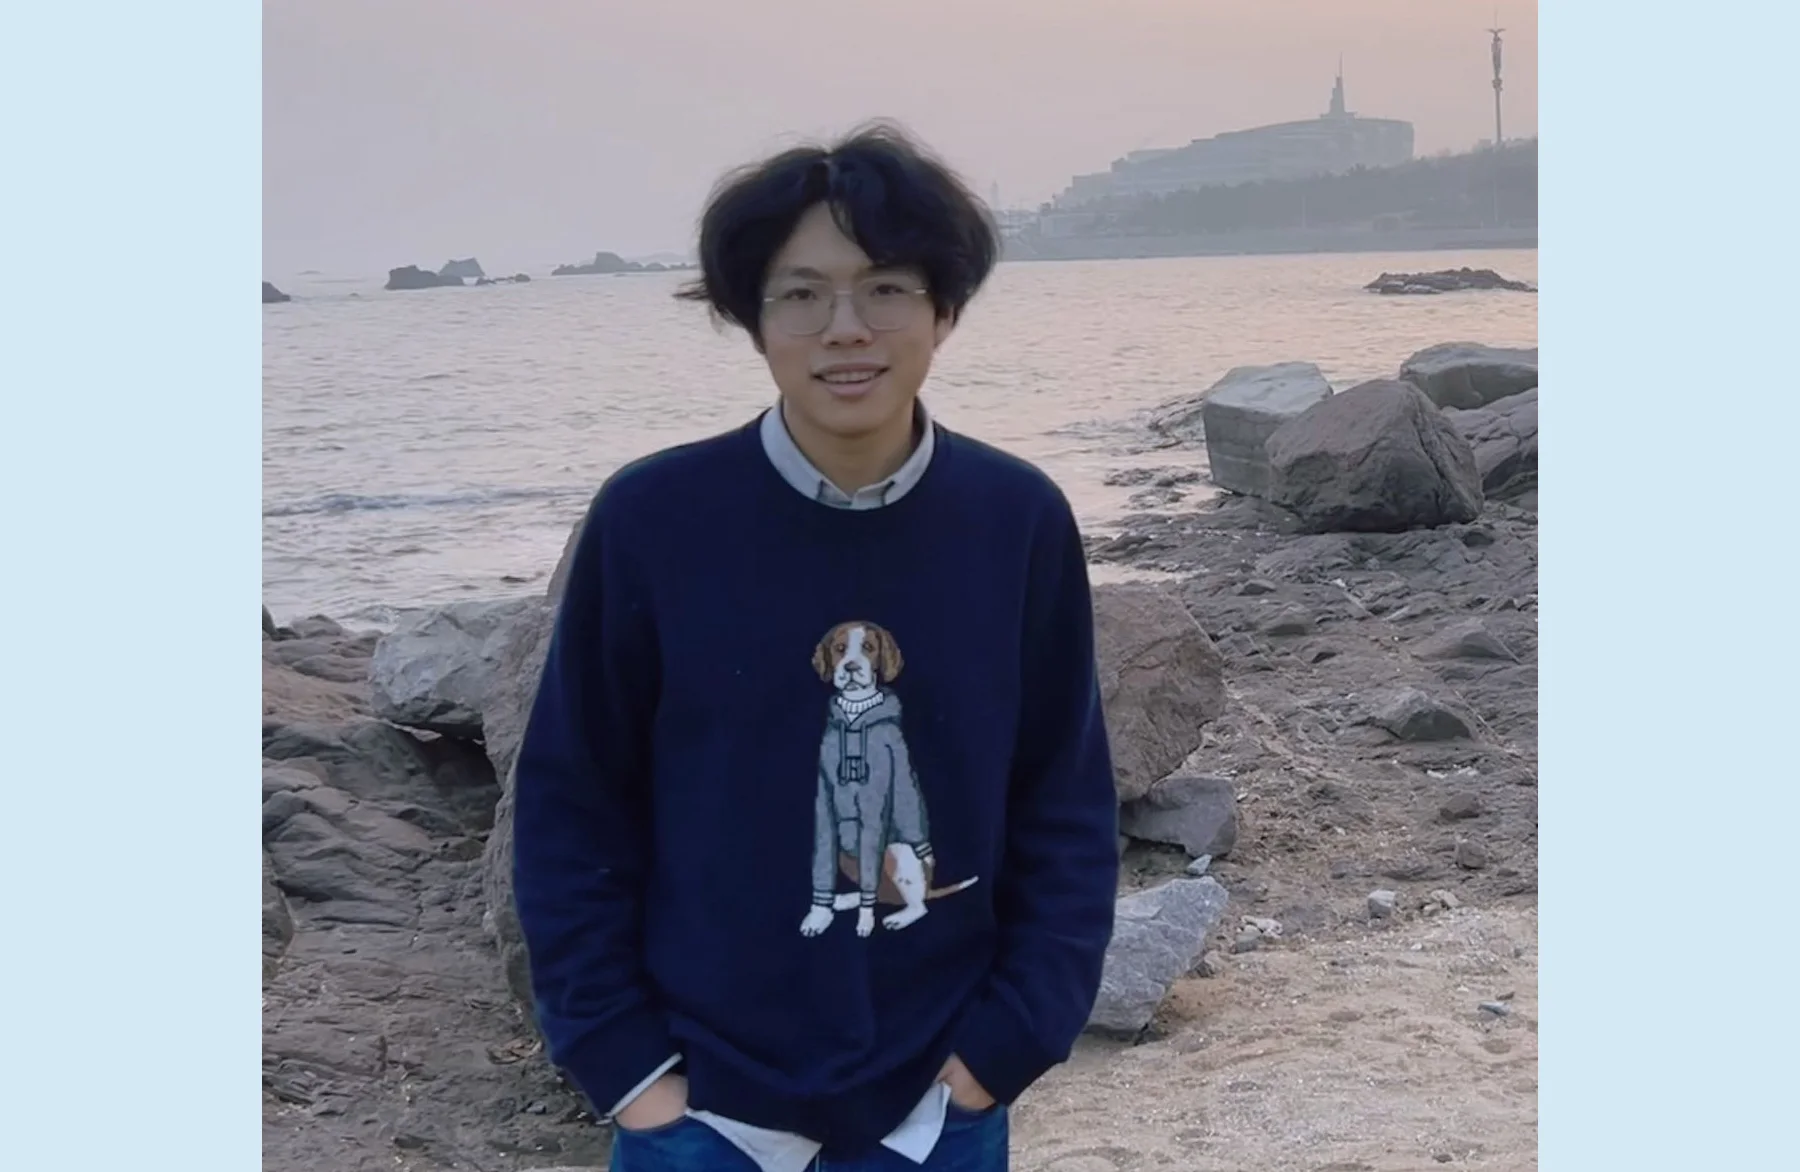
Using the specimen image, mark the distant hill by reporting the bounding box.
[1027,140,1536,242]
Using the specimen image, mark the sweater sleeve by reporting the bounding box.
[951,490,1119,1105]
[511,483,676,1116]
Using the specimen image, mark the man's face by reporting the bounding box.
[759,203,951,446]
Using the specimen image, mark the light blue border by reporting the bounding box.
[3,2,260,1165]
[1542,2,1796,1168]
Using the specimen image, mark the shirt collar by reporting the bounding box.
[759,399,936,510]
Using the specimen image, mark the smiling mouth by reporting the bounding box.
[815,368,887,389]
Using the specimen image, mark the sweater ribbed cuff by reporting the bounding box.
[950,999,1056,1107]
[553,1008,677,1119]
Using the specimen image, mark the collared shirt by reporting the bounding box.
[758,398,937,510]
[610,398,949,1172]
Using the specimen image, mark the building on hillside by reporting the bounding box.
[1048,69,1413,215]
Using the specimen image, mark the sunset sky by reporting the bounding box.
[263,0,1537,274]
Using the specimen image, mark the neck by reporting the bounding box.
[780,400,918,494]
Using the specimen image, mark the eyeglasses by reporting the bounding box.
[761,276,931,337]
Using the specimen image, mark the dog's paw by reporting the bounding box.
[799,906,834,937]
[856,907,875,937]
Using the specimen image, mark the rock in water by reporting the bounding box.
[1444,389,1537,504]
[262,280,291,303]
[1088,877,1230,1035]
[438,257,486,281]
[1092,584,1227,802]
[370,598,540,737]
[1119,773,1238,858]
[385,264,465,290]
[1399,342,1538,410]
[1195,362,1334,497]
[1266,379,1483,533]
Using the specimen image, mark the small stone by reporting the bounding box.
[1367,889,1399,919]
[1241,915,1283,938]
[1439,793,1483,821]
[1230,930,1262,954]
[1456,840,1490,870]
[1262,605,1316,636]
[1186,854,1213,876]
[1478,1000,1511,1017]
[1497,990,1516,1001]
[1195,950,1227,978]
[1429,888,1461,910]
[1238,579,1279,596]
[525,1101,548,1115]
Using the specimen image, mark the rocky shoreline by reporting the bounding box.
[263,339,1538,1172]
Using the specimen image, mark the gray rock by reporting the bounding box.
[1261,605,1315,636]
[1120,773,1238,858]
[1092,584,1227,803]
[1368,889,1399,918]
[1193,362,1335,497]
[263,605,278,639]
[1088,877,1230,1035]
[1194,950,1227,978]
[1399,342,1538,410]
[1456,839,1490,870]
[1439,792,1484,821]
[1478,1000,1511,1017]
[1413,618,1518,663]
[1266,379,1484,534]
[1186,854,1213,876]
[1443,389,1537,502]
[370,598,540,737]
[263,850,294,982]
[1229,930,1262,954]
[1369,686,1475,742]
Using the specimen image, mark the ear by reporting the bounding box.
[811,632,834,681]
[878,626,904,682]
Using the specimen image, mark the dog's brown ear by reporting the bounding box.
[811,625,840,681]
[876,625,904,682]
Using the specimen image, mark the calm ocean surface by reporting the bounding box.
[263,249,1536,626]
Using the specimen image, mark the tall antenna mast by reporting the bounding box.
[1487,23,1505,148]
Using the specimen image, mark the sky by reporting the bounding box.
[263,0,1537,276]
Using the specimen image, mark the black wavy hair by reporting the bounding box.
[675,121,1000,348]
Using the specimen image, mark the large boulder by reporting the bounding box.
[1266,379,1483,533]
[1444,388,1537,504]
[370,598,540,738]
[1119,773,1238,858]
[1399,342,1538,410]
[481,515,586,1006]
[1092,583,1226,803]
[1194,362,1334,496]
[1088,877,1230,1036]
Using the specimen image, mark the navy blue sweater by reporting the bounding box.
[511,419,1118,1157]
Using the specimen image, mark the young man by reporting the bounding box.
[511,124,1119,1172]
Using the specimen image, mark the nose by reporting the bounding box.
[819,291,873,346]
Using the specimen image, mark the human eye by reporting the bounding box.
[777,286,820,302]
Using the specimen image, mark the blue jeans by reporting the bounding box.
[608,1103,1009,1171]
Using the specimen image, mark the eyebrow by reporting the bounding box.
[769,264,915,281]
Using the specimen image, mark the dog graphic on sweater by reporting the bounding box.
[799,620,978,938]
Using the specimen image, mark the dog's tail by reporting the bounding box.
[926,876,979,900]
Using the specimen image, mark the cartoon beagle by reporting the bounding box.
[800,620,978,938]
